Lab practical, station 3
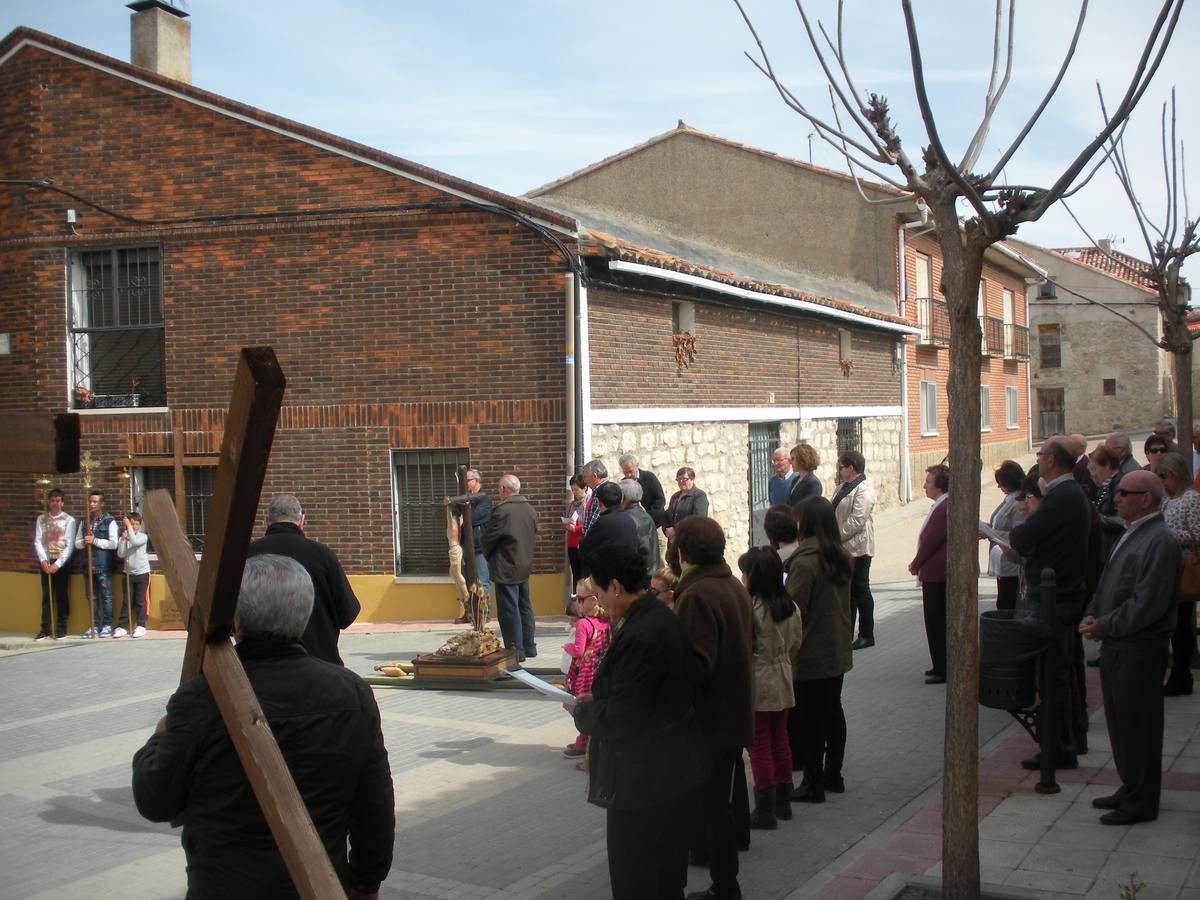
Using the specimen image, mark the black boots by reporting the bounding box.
[790,766,826,803]
[774,784,793,820]
[748,789,777,830]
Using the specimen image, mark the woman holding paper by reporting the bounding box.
[569,544,708,899]
[981,460,1025,610]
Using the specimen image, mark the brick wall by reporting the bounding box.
[587,285,901,408]
[0,44,572,578]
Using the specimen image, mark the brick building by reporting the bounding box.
[0,19,581,631]
[530,124,1037,502]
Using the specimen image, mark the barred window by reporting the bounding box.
[392,448,471,576]
[69,247,166,409]
[131,466,216,553]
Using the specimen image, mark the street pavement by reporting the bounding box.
[1,451,1198,898]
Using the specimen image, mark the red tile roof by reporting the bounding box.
[1052,246,1160,292]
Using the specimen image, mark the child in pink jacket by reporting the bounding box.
[562,581,610,762]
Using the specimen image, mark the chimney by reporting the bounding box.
[1098,238,1112,253]
[128,0,191,84]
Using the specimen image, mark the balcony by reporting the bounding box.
[1004,323,1030,360]
[915,297,950,347]
[982,317,1005,356]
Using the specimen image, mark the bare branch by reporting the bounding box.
[960,0,1015,172]
[1059,116,1129,198]
[900,0,993,222]
[827,88,918,193]
[1026,0,1186,222]
[986,1,1089,183]
[1098,86,1169,262]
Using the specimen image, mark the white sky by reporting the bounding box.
[3,1,1196,276]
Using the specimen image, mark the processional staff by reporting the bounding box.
[80,450,98,637]
[35,474,56,638]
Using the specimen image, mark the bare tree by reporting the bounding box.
[1063,89,1198,438]
[731,1,1185,896]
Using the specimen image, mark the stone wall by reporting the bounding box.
[591,414,904,567]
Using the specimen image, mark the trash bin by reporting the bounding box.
[979,609,1054,711]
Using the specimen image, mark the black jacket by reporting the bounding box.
[580,507,640,568]
[132,641,395,898]
[247,523,360,666]
[788,472,823,509]
[575,592,709,809]
[1010,477,1092,602]
[637,470,667,527]
[483,494,537,583]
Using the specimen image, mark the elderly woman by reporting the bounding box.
[833,451,876,650]
[787,444,823,508]
[910,465,949,684]
[983,460,1026,610]
[1155,451,1200,696]
[663,466,709,572]
[786,496,853,803]
[570,545,708,899]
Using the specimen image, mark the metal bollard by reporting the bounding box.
[1036,567,1060,795]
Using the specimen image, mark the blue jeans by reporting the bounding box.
[494,581,536,658]
[88,571,113,628]
[462,552,492,612]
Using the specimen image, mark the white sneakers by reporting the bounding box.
[112,627,128,638]
[131,626,146,639]
[99,625,112,637]
[82,627,98,639]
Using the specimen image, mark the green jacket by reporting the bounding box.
[785,539,853,681]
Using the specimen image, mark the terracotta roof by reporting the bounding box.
[1187,309,1200,335]
[1051,246,1160,292]
[0,27,574,232]
[526,121,908,200]
[582,227,913,331]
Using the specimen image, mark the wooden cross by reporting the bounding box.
[140,347,346,900]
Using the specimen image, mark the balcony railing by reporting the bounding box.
[982,317,1005,356]
[915,297,950,347]
[1004,323,1030,360]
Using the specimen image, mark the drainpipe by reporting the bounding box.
[579,278,592,462]
[564,273,577,474]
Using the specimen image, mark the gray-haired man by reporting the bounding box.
[247,495,360,666]
[483,474,539,662]
[132,555,395,898]
[619,478,661,578]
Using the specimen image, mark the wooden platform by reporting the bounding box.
[410,647,517,681]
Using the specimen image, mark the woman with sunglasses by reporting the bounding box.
[1143,433,1171,468]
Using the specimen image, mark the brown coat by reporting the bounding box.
[674,561,754,751]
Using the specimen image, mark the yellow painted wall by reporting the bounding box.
[1,571,568,633]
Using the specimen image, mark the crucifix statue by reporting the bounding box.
[139,347,347,899]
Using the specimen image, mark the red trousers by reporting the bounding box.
[748,709,792,791]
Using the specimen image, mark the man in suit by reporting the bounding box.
[619,454,666,528]
[1010,437,1093,769]
[1080,469,1181,825]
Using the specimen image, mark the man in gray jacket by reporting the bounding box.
[1079,469,1181,826]
[483,474,538,662]
[619,478,661,579]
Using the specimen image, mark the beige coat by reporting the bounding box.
[835,478,876,558]
[752,598,803,712]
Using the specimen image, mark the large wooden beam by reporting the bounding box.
[0,413,80,473]
[143,489,345,900]
[184,347,285,679]
[141,488,206,680]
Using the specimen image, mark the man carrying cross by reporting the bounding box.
[132,553,395,898]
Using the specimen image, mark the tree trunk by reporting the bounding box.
[932,204,984,899]
[1164,299,1193,445]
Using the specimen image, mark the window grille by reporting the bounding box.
[747,422,780,548]
[68,247,166,409]
[131,466,217,553]
[1039,324,1062,369]
[393,448,470,575]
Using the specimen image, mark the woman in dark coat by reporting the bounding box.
[571,545,708,899]
[663,466,709,572]
[787,443,823,509]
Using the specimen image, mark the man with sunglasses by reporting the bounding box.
[1079,470,1180,825]
[1010,436,1093,771]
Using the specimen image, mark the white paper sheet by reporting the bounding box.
[506,667,575,702]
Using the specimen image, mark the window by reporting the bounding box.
[1038,323,1062,369]
[392,448,470,576]
[68,247,166,409]
[1037,278,1057,299]
[838,329,852,361]
[131,465,217,553]
[1006,386,1019,429]
[1002,289,1016,357]
[836,417,863,457]
[748,422,781,549]
[914,252,932,334]
[980,385,991,431]
[672,301,695,335]
[978,281,987,354]
[1103,378,1117,396]
[920,380,938,435]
